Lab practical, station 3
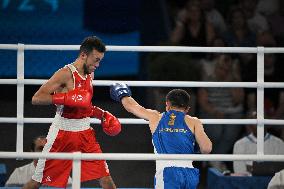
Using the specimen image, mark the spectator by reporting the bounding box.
[200,37,240,81]
[5,136,72,187]
[197,54,244,171]
[223,7,256,48]
[223,7,257,113]
[267,0,284,45]
[246,32,284,139]
[233,111,284,175]
[256,0,279,16]
[200,0,227,35]
[170,0,215,58]
[223,7,256,80]
[238,0,269,33]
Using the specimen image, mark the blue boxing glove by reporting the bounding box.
[110,83,132,102]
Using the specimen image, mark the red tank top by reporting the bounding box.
[57,64,93,119]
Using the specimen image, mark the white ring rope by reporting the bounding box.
[1,44,284,53]
[1,117,284,125]
[2,79,284,88]
[0,152,284,162]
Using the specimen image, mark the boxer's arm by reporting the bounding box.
[189,116,212,154]
[110,83,160,129]
[32,68,71,105]
[121,97,160,134]
[121,97,158,122]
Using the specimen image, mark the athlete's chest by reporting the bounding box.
[73,72,93,91]
[61,71,93,93]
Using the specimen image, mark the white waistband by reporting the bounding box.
[156,160,193,171]
[52,114,91,131]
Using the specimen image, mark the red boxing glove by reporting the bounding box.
[102,111,121,136]
[88,106,121,136]
[89,106,104,119]
[52,88,92,108]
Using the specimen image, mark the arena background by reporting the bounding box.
[1,0,284,188]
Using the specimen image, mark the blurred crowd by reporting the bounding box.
[147,0,284,173]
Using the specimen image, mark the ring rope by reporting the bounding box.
[1,44,284,53]
[0,152,284,161]
[0,117,284,125]
[1,79,284,88]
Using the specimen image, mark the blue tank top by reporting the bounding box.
[152,110,196,154]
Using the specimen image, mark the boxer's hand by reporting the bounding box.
[110,83,132,102]
[102,111,121,136]
[52,88,92,108]
[89,106,104,119]
[88,106,121,136]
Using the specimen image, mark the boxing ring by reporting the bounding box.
[0,44,284,189]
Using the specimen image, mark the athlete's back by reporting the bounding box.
[152,110,196,154]
[152,110,199,189]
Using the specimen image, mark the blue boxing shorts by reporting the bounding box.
[154,167,199,189]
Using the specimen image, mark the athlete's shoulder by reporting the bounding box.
[56,66,72,78]
[147,109,161,120]
[150,109,161,115]
[48,65,73,85]
[55,65,72,75]
[148,110,163,134]
[185,115,202,125]
[188,115,199,120]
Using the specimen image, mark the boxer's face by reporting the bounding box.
[83,49,104,74]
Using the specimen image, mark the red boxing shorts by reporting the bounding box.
[32,114,110,188]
